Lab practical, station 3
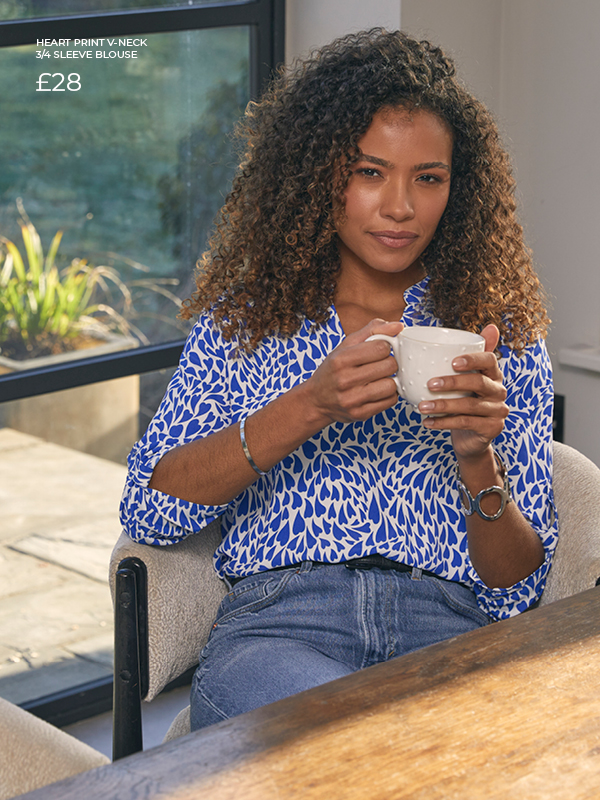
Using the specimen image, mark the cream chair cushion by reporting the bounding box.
[163,706,192,743]
[541,442,600,605]
[110,517,226,701]
[0,696,109,800]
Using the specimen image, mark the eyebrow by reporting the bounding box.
[414,161,451,172]
[359,154,393,168]
[359,154,451,172]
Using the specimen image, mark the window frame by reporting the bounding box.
[0,0,285,402]
[0,0,285,723]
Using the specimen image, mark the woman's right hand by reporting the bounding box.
[304,318,403,426]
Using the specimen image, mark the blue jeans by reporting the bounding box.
[190,561,491,730]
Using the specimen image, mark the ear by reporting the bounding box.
[480,324,500,352]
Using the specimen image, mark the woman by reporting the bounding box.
[120,29,557,730]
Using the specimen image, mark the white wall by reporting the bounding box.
[400,0,503,114]
[402,0,600,466]
[286,0,401,64]
[499,0,600,466]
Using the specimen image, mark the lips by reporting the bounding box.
[369,230,419,249]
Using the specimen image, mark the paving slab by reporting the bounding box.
[0,577,112,650]
[65,632,114,668]
[0,547,67,599]
[0,440,124,546]
[10,519,119,583]
[0,428,126,704]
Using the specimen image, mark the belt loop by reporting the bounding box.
[411,567,423,581]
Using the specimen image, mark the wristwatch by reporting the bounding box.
[456,450,511,522]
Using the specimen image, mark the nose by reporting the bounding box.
[380,179,415,221]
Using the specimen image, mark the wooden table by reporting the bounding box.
[24,587,600,799]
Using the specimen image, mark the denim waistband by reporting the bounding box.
[226,555,469,589]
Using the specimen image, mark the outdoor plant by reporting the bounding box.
[0,200,182,361]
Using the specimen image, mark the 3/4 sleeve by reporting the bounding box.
[470,338,559,619]
[119,316,235,546]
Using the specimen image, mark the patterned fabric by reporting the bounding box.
[121,277,558,620]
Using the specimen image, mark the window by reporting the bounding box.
[0,0,284,722]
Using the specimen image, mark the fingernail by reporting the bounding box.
[419,401,435,412]
[452,357,467,369]
[428,378,444,389]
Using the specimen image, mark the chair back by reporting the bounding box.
[540,441,600,605]
[109,518,226,702]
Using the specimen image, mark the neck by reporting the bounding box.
[334,258,425,334]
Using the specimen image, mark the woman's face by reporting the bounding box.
[335,107,453,284]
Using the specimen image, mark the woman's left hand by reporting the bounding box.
[419,324,508,459]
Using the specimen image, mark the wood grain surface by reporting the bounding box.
[22,587,600,799]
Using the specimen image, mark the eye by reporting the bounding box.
[355,167,382,179]
[416,173,444,184]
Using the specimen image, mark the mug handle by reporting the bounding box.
[366,334,402,394]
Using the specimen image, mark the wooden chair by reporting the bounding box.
[110,441,600,760]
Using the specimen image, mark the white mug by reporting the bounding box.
[367,325,486,410]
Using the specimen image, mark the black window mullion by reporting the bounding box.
[251,0,285,94]
[0,342,186,403]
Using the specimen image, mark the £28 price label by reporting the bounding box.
[36,73,82,91]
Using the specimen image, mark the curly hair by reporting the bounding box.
[181,28,549,353]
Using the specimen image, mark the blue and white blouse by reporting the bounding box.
[120,278,558,620]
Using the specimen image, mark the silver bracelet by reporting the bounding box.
[456,450,511,522]
[239,415,267,476]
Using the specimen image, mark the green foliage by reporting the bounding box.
[0,201,181,360]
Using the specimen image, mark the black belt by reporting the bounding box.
[227,554,464,588]
[344,554,454,582]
